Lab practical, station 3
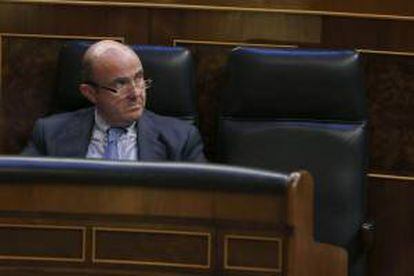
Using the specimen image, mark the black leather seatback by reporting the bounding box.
[218,47,368,276]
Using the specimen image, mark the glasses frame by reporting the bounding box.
[85,78,153,94]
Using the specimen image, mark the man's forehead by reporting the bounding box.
[91,47,142,71]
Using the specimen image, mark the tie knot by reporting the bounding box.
[107,127,125,143]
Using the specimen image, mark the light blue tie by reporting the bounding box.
[104,127,125,160]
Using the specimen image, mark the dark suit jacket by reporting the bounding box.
[22,107,206,162]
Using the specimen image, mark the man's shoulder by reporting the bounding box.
[142,110,205,162]
[38,107,94,125]
[143,110,193,128]
[141,110,199,140]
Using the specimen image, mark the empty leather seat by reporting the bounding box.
[218,47,368,276]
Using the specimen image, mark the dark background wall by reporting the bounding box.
[0,1,413,275]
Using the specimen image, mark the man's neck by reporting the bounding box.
[95,108,135,128]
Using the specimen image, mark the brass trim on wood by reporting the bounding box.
[0,223,86,262]
[0,33,124,42]
[368,173,414,182]
[2,0,414,21]
[173,38,298,49]
[174,39,414,57]
[224,234,283,273]
[92,226,211,269]
[357,48,414,57]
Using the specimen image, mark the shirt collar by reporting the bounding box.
[94,109,136,134]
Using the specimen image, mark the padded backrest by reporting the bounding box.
[218,47,367,276]
[0,157,290,192]
[55,41,197,121]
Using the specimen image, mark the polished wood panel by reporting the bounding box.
[368,176,414,276]
[0,183,285,223]
[0,3,149,41]
[322,17,414,52]
[0,170,346,275]
[224,235,282,273]
[0,224,85,261]
[4,0,414,18]
[93,227,210,268]
[150,9,321,45]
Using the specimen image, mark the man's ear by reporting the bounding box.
[79,84,97,104]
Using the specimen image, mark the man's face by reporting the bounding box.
[88,49,146,126]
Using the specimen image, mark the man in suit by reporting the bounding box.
[22,40,205,162]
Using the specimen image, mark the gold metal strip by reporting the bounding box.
[0,33,124,42]
[3,0,414,21]
[0,223,86,262]
[357,48,414,57]
[92,226,211,269]
[173,38,298,49]
[224,234,282,273]
[174,39,414,56]
[368,173,414,182]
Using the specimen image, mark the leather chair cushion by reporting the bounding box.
[219,119,367,250]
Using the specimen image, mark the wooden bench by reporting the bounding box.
[0,157,346,275]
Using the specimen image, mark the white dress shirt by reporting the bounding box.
[86,110,138,160]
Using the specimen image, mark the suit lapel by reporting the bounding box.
[137,111,168,161]
[55,108,94,158]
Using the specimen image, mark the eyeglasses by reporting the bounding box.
[85,78,152,94]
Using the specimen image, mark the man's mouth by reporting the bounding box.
[126,95,144,106]
[126,99,144,109]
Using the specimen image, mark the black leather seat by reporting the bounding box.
[55,41,197,122]
[218,47,368,276]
